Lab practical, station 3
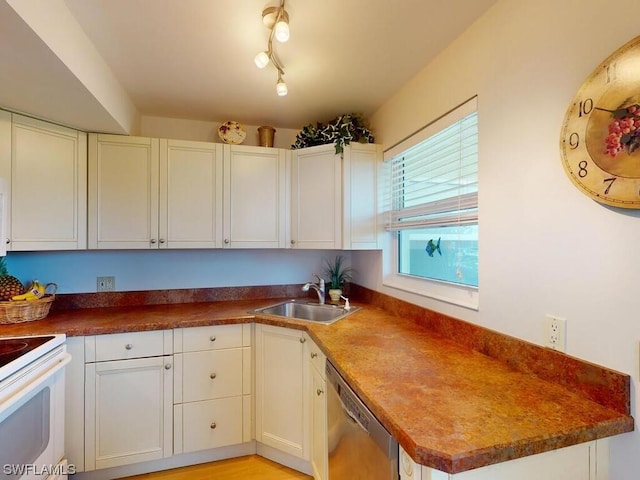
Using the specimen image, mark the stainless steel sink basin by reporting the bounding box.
[252,300,359,325]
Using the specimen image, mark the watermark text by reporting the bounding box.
[3,463,77,476]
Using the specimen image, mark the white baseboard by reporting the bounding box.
[257,442,312,476]
[73,442,256,480]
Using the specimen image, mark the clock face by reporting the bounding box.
[560,35,640,208]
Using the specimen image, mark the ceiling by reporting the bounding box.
[0,0,497,133]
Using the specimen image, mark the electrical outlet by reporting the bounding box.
[545,314,566,352]
[97,276,115,292]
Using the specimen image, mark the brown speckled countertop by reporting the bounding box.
[0,285,633,474]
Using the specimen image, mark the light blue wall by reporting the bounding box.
[4,249,348,294]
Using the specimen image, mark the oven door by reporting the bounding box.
[0,346,71,479]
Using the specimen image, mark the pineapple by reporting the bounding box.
[0,257,24,301]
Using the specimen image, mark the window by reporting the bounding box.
[383,97,478,308]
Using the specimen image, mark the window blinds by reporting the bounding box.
[385,99,478,231]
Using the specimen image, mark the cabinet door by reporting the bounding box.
[84,355,173,470]
[223,145,287,248]
[64,336,85,473]
[0,111,10,254]
[159,139,223,248]
[255,324,310,460]
[6,114,87,250]
[88,133,159,249]
[291,144,341,249]
[343,143,381,249]
[310,362,328,480]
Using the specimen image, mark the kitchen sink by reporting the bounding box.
[252,300,359,325]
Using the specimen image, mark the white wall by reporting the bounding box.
[6,249,344,294]
[138,115,299,149]
[354,0,640,477]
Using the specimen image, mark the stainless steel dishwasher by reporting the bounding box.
[326,361,399,480]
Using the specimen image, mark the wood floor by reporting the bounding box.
[117,455,313,480]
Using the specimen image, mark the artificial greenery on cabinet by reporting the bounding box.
[291,113,374,155]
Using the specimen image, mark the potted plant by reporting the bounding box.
[291,113,374,156]
[323,255,353,302]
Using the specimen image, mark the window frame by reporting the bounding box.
[382,97,479,310]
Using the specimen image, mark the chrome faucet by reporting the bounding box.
[302,273,325,304]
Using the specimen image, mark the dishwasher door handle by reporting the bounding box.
[341,403,368,433]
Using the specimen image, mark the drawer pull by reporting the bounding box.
[311,352,317,358]
[210,373,217,379]
[165,363,172,370]
[317,388,324,396]
[210,336,216,342]
[210,422,217,429]
[300,337,306,343]
[125,344,133,350]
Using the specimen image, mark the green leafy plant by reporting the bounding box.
[291,113,374,155]
[322,255,353,290]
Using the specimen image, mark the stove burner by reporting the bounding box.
[0,340,28,356]
[0,336,55,368]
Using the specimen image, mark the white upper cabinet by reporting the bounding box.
[290,143,381,250]
[88,133,159,249]
[83,132,378,251]
[223,145,287,248]
[89,134,224,249]
[0,112,87,250]
[291,144,342,249]
[343,143,381,250]
[159,139,223,248]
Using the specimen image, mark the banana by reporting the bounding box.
[12,280,46,301]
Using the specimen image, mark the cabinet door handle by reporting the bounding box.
[210,422,217,429]
[300,337,306,343]
[125,344,133,350]
[210,372,217,379]
[210,336,216,342]
[311,352,317,358]
[165,363,172,370]
[150,238,157,244]
[5,239,9,245]
[290,239,296,245]
[317,388,324,396]
[159,238,166,244]
[224,239,230,244]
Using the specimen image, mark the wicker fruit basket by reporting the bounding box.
[0,283,57,324]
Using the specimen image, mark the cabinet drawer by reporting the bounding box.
[87,330,171,362]
[174,324,246,352]
[174,397,243,454]
[175,349,244,403]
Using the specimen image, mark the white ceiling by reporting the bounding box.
[0,0,497,133]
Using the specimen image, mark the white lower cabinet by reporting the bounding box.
[84,330,174,471]
[173,324,253,455]
[255,324,311,468]
[400,440,609,480]
[307,333,328,480]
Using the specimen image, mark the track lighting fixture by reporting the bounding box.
[255,0,289,96]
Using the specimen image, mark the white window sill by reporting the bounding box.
[382,273,479,311]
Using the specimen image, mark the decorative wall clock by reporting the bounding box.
[560,35,640,208]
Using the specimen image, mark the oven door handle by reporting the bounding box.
[1,352,71,413]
